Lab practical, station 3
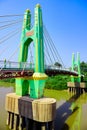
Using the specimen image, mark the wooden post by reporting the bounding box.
[47,121,54,130]
[6,111,10,125]
[13,114,19,130]
[9,113,14,129]
[26,118,34,130]
[19,116,26,130]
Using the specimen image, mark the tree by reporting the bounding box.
[80,61,87,82]
[54,62,62,68]
[45,75,70,90]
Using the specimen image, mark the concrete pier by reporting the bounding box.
[5,93,56,130]
[67,82,86,94]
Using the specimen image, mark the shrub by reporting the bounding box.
[45,75,70,90]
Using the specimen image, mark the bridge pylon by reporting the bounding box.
[5,4,56,130]
[71,52,81,82]
[67,52,86,93]
[15,4,48,98]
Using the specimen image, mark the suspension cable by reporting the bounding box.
[0,20,22,30]
[0,40,21,71]
[0,17,33,59]
[8,43,20,60]
[44,25,61,63]
[0,18,23,24]
[44,51,51,66]
[0,17,31,24]
[0,14,24,18]
[0,16,33,45]
[44,25,65,68]
[44,34,52,65]
[0,26,21,41]
[43,34,53,65]
[0,27,22,57]
[0,29,21,44]
[44,28,56,63]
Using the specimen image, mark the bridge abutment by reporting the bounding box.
[67,82,86,94]
[5,93,56,130]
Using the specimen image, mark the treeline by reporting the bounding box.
[80,61,87,82]
[0,78,15,83]
[45,75,70,90]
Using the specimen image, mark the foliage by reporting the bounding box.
[45,75,70,90]
[0,78,15,83]
[54,62,62,68]
[80,61,87,82]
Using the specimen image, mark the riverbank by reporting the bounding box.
[0,81,15,87]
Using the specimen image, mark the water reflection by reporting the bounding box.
[0,87,14,130]
[54,92,87,130]
[0,87,87,130]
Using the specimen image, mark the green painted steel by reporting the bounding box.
[18,9,32,64]
[15,4,48,98]
[4,59,6,68]
[29,79,46,98]
[71,52,81,83]
[16,78,29,95]
[71,53,75,82]
[34,4,44,73]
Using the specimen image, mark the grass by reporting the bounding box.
[0,81,15,87]
[44,89,70,101]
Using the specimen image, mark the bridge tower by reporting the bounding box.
[67,52,86,93]
[5,5,56,130]
[71,52,81,82]
[15,4,48,98]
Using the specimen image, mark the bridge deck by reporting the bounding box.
[0,68,78,79]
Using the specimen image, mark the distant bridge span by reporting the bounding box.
[0,68,78,79]
[0,60,78,79]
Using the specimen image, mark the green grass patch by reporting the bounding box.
[44,89,71,101]
[0,81,15,87]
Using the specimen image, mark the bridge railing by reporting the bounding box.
[0,60,34,70]
[0,60,78,75]
[45,65,78,75]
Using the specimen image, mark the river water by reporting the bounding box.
[0,86,87,130]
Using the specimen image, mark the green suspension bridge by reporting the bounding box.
[0,4,82,98]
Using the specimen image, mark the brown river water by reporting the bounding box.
[0,86,87,130]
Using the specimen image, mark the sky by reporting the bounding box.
[0,0,87,67]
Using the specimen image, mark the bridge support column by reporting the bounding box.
[71,52,81,82]
[29,73,48,99]
[15,79,29,96]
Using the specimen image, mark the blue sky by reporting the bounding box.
[0,0,87,67]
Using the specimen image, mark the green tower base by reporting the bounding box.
[29,72,48,99]
[29,80,45,98]
[15,78,29,96]
[71,75,81,83]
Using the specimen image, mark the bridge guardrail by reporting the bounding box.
[0,60,34,69]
